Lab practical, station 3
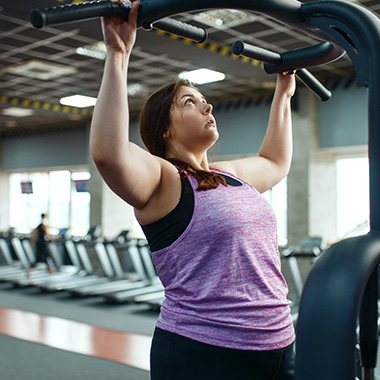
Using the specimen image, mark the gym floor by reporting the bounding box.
[0,280,380,379]
[0,281,158,380]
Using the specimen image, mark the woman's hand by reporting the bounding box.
[101,0,139,55]
[276,72,296,99]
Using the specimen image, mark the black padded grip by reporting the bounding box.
[232,40,332,101]
[153,18,208,44]
[232,40,281,65]
[29,1,207,44]
[296,69,331,101]
[30,0,128,29]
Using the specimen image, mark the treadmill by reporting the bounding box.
[40,242,110,291]
[16,239,87,287]
[103,241,164,304]
[0,237,59,283]
[71,240,151,297]
[0,237,32,278]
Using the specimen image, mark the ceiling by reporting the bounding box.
[0,0,379,135]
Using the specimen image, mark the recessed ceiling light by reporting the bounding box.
[76,42,107,60]
[128,83,145,96]
[196,9,250,27]
[179,69,226,85]
[60,95,97,108]
[2,107,35,117]
[3,59,77,80]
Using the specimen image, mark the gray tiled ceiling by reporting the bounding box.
[0,0,378,134]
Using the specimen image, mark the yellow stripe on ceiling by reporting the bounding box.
[0,96,93,116]
[154,29,262,67]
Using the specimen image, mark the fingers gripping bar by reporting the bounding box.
[29,0,207,43]
[232,40,332,101]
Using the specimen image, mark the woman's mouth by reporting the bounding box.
[207,117,216,126]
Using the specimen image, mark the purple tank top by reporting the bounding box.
[151,169,295,351]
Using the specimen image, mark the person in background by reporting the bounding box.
[30,213,55,273]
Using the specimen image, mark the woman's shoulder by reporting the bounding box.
[210,157,272,193]
[134,158,182,225]
[158,157,183,180]
[210,160,240,178]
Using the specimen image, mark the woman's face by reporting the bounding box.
[166,86,219,153]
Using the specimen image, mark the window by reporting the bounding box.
[10,172,49,232]
[71,172,91,236]
[49,170,71,230]
[336,157,369,237]
[263,177,287,246]
[9,170,90,236]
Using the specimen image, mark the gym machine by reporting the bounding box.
[29,1,380,378]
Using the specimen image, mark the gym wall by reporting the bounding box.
[0,82,367,170]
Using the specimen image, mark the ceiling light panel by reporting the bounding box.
[179,69,226,85]
[60,94,97,108]
[76,41,107,60]
[2,107,35,117]
[194,9,254,27]
[2,59,77,81]
[128,83,145,96]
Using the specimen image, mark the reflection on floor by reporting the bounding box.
[0,307,151,371]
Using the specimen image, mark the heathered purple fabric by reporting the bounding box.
[151,169,295,351]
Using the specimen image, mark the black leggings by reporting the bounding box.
[150,328,295,380]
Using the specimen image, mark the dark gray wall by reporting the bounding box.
[1,127,88,171]
[0,85,369,171]
[115,100,271,158]
[319,84,368,148]
[213,101,270,156]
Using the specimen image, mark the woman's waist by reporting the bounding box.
[162,294,292,327]
[157,299,295,350]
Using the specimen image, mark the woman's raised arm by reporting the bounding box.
[213,73,296,193]
[89,0,165,210]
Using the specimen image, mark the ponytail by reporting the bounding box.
[167,158,227,191]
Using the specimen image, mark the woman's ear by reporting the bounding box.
[163,130,170,139]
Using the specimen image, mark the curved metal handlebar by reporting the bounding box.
[232,40,332,101]
[29,0,208,43]
[29,0,347,101]
[30,1,124,29]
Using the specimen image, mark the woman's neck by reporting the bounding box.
[166,152,210,172]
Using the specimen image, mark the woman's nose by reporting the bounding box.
[202,103,213,114]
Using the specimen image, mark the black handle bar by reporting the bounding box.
[29,0,208,43]
[30,0,124,29]
[233,40,332,101]
[145,18,208,43]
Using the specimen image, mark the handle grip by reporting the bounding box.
[232,40,332,101]
[30,1,207,43]
[232,40,281,65]
[30,0,126,29]
[295,69,331,102]
[151,19,208,44]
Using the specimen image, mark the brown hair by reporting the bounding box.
[139,78,226,191]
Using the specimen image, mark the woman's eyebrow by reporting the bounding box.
[179,93,207,102]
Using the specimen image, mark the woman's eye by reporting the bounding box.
[185,98,194,105]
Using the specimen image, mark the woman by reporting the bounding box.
[90,0,296,378]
